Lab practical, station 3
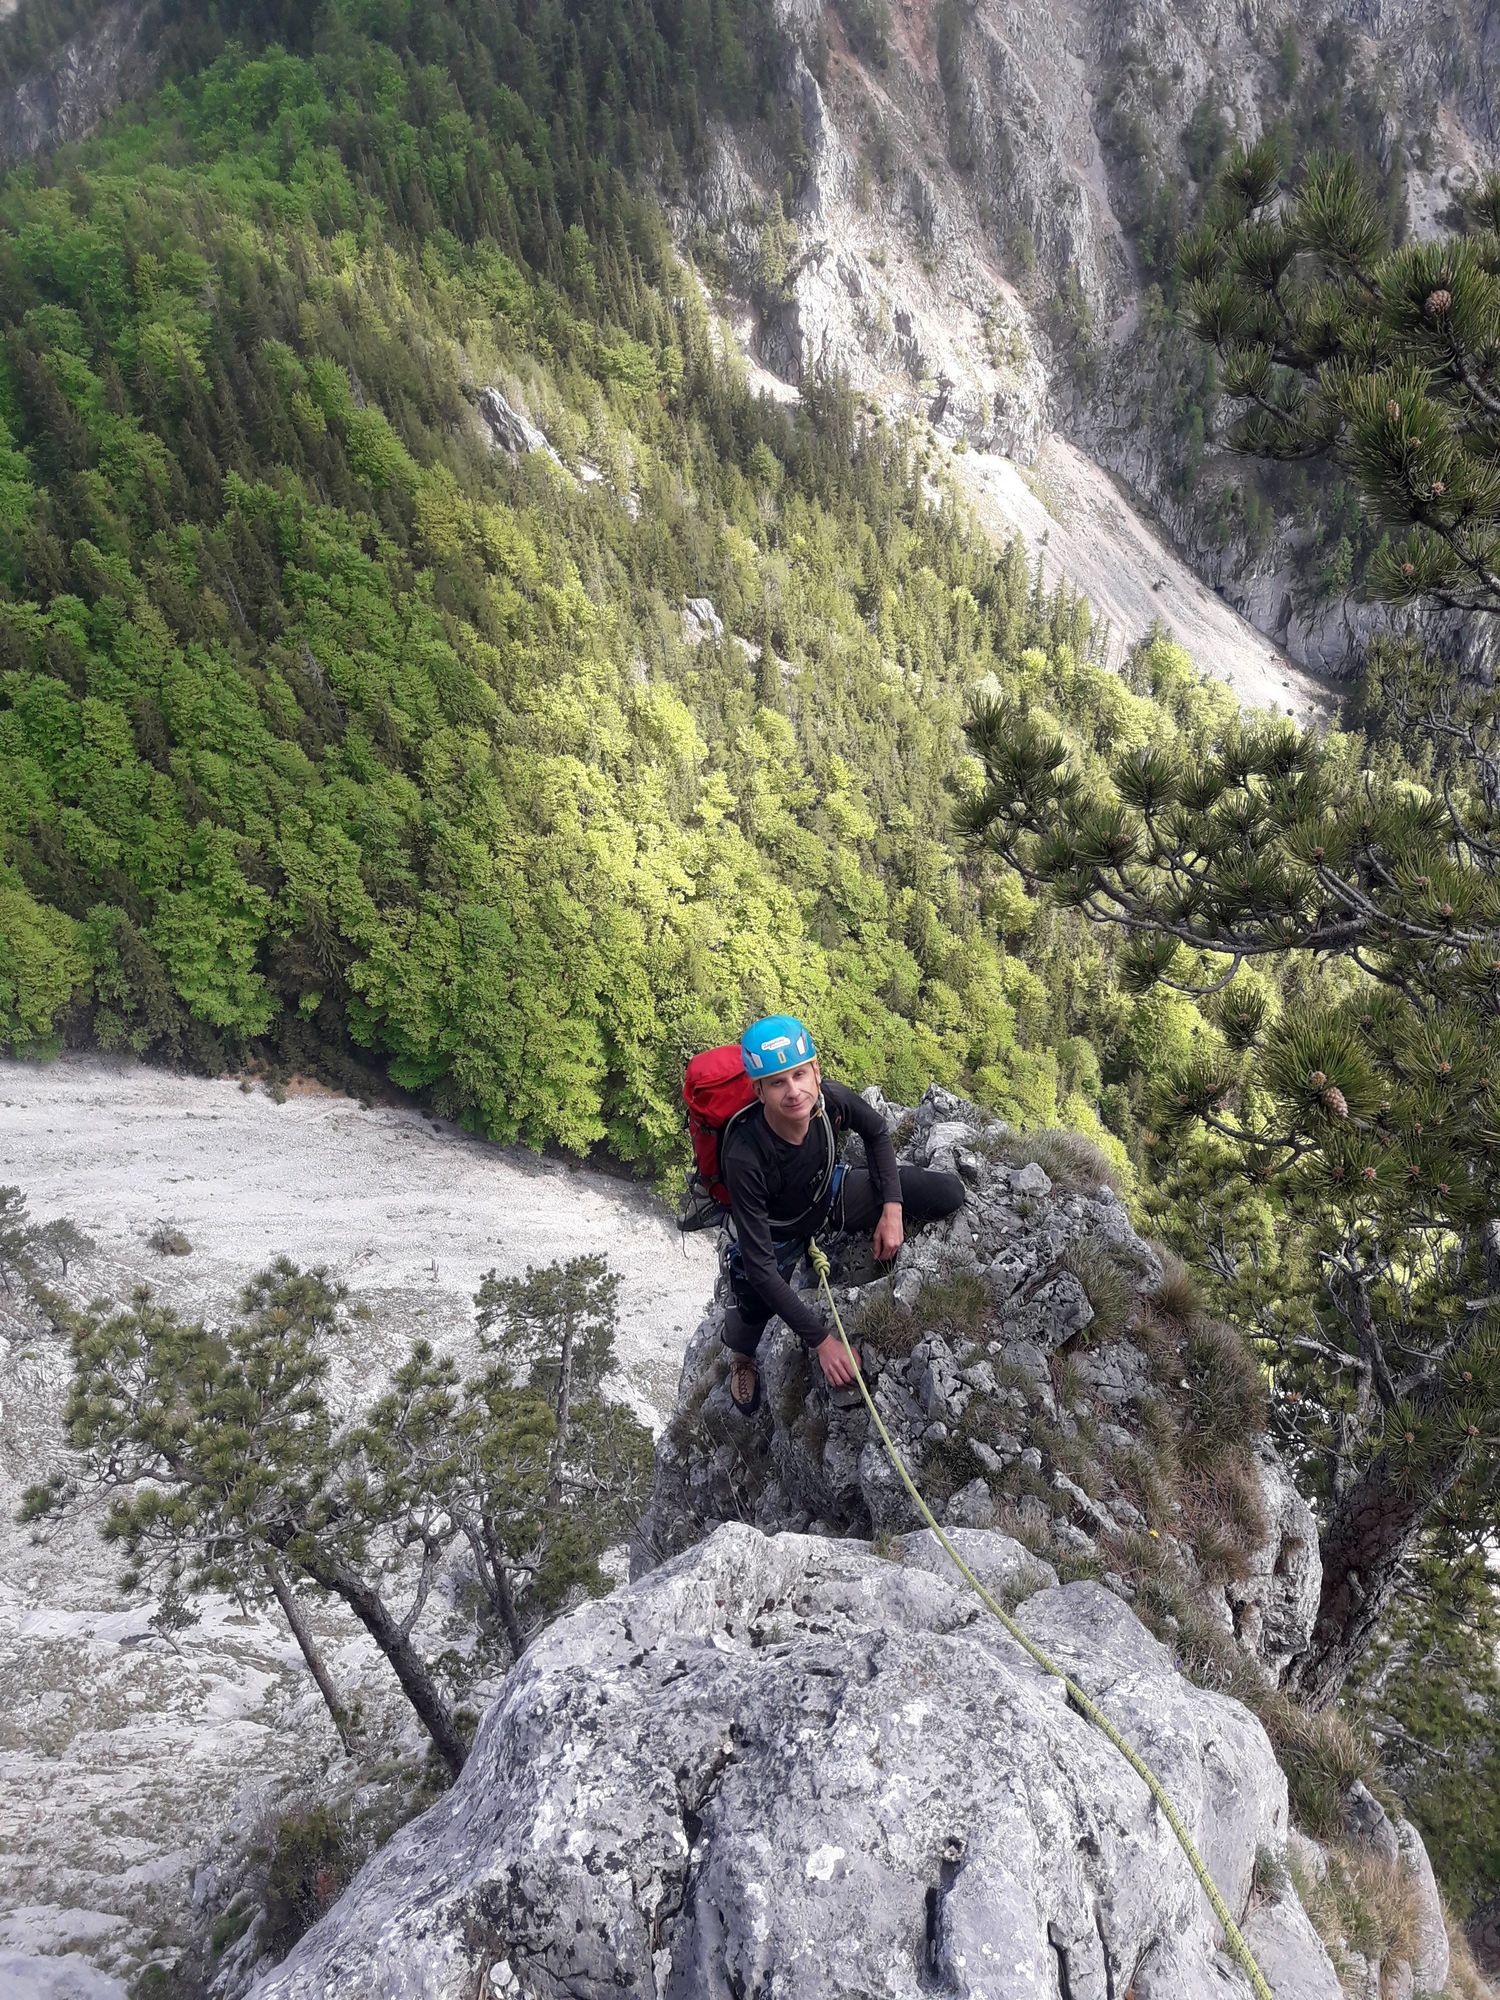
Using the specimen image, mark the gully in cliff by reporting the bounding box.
[680,1014,965,1414]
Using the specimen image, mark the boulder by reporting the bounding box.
[1239,1891,1345,2000]
[1342,1779,1400,1865]
[252,1524,1337,2000]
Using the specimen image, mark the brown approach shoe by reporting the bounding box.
[728,1354,762,1415]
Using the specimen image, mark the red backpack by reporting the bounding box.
[680,1044,758,1227]
[678,1045,837,1233]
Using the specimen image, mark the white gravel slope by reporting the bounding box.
[1,1054,712,1423]
[0,1055,715,1995]
[953,435,1338,728]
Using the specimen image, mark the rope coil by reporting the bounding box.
[806,1238,1274,2000]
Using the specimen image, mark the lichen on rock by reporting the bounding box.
[250,1522,1326,2000]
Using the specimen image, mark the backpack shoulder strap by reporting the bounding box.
[812,1100,837,1208]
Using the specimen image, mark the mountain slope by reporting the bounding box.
[675,0,1499,677]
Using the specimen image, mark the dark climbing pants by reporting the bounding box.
[720,1165,966,1357]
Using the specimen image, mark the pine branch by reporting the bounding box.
[1157,952,1244,997]
[1452,344,1500,421]
[1328,1264,1400,1413]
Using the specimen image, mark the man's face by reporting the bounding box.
[756,1058,821,1122]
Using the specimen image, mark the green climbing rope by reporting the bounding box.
[806,1239,1275,2000]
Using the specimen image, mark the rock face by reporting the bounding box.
[1226,1449,1322,1682]
[251,1521,1335,2000]
[0,2,159,168]
[677,0,1500,680]
[476,387,562,464]
[637,1085,1321,1689]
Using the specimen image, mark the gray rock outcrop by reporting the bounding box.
[0,1,159,167]
[251,1521,1335,2000]
[1395,1815,1451,1995]
[1226,1450,1323,1682]
[637,1085,1321,1690]
[476,387,562,464]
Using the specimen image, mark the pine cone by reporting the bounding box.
[1425,287,1453,315]
[1322,1085,1349,1118]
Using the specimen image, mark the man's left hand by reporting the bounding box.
[873,1202,904,1263]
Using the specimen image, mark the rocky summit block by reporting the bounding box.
[251,1522,1336,2000]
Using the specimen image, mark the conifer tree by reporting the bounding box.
[23,1262,471,1774]
[960,695,1500,1704]
[22,1246,652,1765]
[1178,145,1500,617]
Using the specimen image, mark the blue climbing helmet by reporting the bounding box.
[740,1014,818,1077]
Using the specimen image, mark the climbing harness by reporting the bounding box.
[806,1239,1275,2000]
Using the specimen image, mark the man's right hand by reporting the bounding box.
[815,1333,859,1387]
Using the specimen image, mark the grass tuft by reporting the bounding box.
[1135,1303,1186,1381]
[999,1129,1125,1195]
[914,1268,994,1340]
[1176,1453,1269,1584]
[1130,1566,1267,1703]
[1259,1695,1378,1841]
[1179,1319,1267,1463]
[852,1287,921,1357]
[1150,1247,1204,1328]
[1051,1351,1088,1412]
[1252,1843,1289,1899]
[1441,1903,1495,2000]
[1061,1239,1139,1343]
[1292,1840,1422,1975]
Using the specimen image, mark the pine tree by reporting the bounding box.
[1178,145,1500,617]
[960,693,1500,1704]
[22,1262,470,1774]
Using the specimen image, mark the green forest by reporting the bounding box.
[3,0,1500,1964]
[0,0,1234,1173]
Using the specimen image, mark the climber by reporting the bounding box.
[719,1015,965,1414]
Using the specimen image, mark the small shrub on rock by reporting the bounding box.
[207,1896,254,1958]
[261,1804,356,1960]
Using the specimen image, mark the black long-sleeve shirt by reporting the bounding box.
[721,1080,902,1345]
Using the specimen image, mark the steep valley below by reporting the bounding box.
[0,1059,714,1999]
